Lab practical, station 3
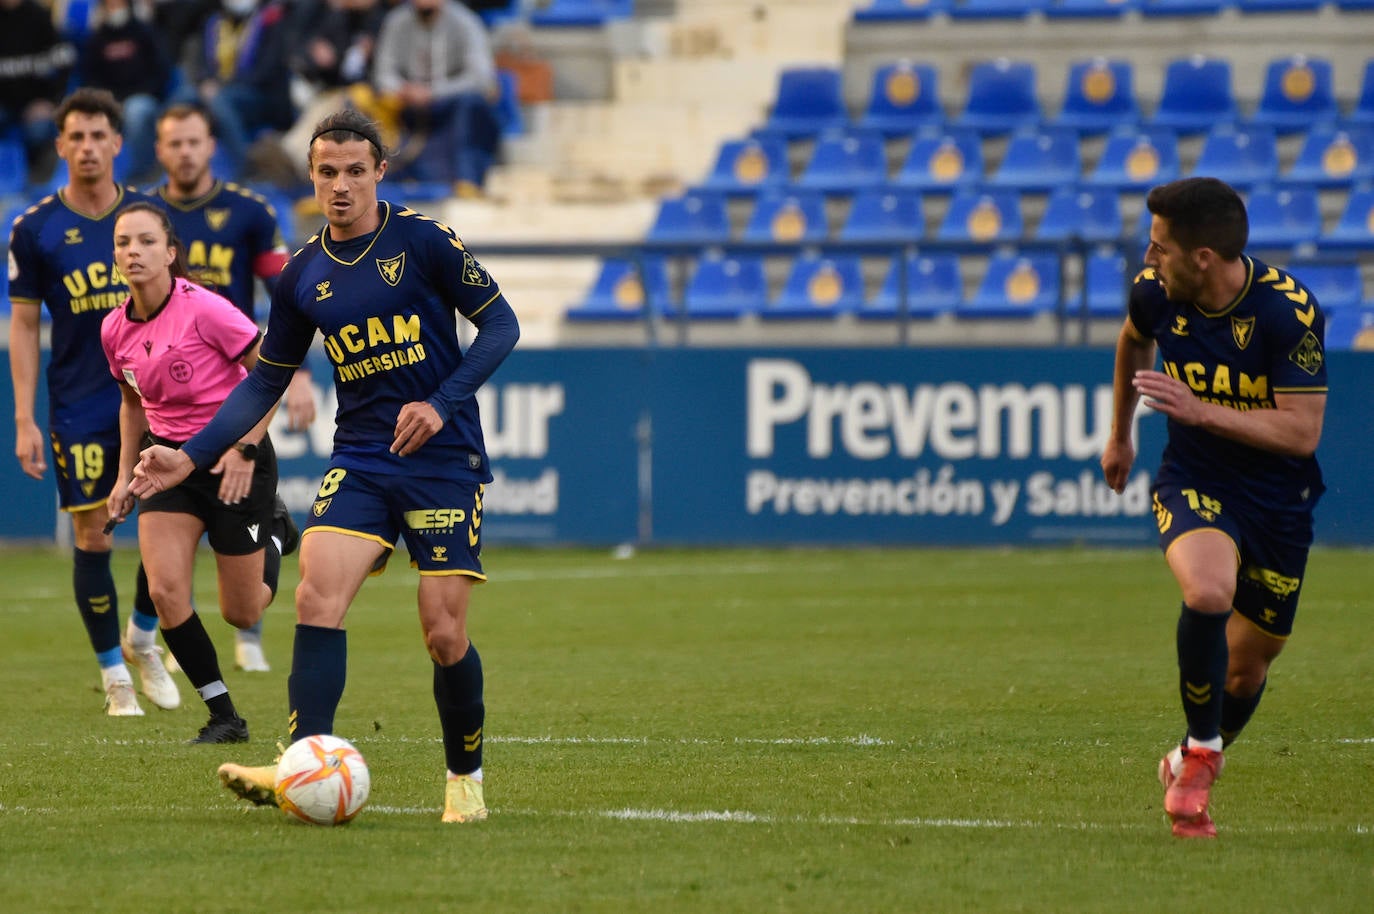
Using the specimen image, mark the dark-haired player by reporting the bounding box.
[152,101,312,673]
[131,107,519,824]
[8,87,180,716]
[1102,177,1327,838]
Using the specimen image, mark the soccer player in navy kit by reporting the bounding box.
[153,102,313,673]
[1102,178,1327,838]
[131,108,519,823]
[8,88,180,717]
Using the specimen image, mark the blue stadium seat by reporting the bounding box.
[949,0,1047,18]
[495,69,525,137]
[1324,307,1374,350]
[936,189,1025,243]
[892,126,984,193]
[1250,55,1337,134]
[567,256,672,320]
[1349,60,1374,127]
[988,126,1082,192]
[1191,123,1280,190]
[1051,58,1141,135]
[1285,124,1374,188]
[839,187,926,242]
[857,60,944,137]
[767,254,866,317]
[954,58,1042,135]
[963,251,1062,317]
[1086,125,1181,192]
[698,136,791,196]
[1244,185,1322,253]
[1036,186,1125,242]
[863,252,963,317]
[1079,246,1130,317]
[647,191,731,244]
[795,128,890,194]
[683,253,767,318]
[1236,0,1321,12]
[852,0,953,19]
[1319,186,1374,253]
[1284,259,1365,311]
[529,0,634,26]
[58,0,92,41]
[0,139,26,196]
[1044,0,1142,16]
[759,66,850,140]
[1140,0,1225,14]
[741,189,830,243]
[1149,56,1239,135]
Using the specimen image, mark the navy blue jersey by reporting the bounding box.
[155,180,286,318]
[260,202,504,479]
[1128,255,1326,512]
[8,186,158,410]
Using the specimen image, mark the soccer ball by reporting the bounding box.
[274,734,371,825]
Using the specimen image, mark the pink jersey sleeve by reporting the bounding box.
[188,282,262,364]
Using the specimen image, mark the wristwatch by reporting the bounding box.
[234,441,259,461]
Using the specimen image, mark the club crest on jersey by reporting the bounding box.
[205,208,230,232]
[461,252,490,287]
[1231,315,1255,350]
[312,497,332,517]
[376,253,405,286]
[315,281,333,301]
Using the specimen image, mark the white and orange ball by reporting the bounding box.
[274,734,371,825]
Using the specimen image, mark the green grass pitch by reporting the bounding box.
[1,545,1370,912]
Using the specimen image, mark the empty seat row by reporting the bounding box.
[651,184,1374,254]
[703,122,1374,196]
[765,56,1374,140]
[568,250,1373,325]
[853,0,1374,20]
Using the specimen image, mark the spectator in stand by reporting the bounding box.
[275,0,387,182]
[0,0,77,185]
[79,0,174,185]
[372,0,502,196]
[179,0,295,181]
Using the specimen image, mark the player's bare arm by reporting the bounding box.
[391,401,445,456]
[107,384,148,526]
[1133,372,1325,458]
[9,302,47,479]
[1102,319,1156,493]
[285,369,317,431]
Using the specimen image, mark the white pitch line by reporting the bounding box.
[6,801,1366,836]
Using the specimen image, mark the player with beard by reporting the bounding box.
[1102,177,1328,838]
[153,102,314,672]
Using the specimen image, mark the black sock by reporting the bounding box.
[1220,679,1267,747]
[72,548,121,656]
[162,614,238,719]
[134,562,156,617]
[288,624,347,740]
[262,540,282,600]
[1176,603,1229,744]
[434,643,484,775]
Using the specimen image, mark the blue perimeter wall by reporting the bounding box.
[4,348,1371,546]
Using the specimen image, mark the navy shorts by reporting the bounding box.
[304,466,486,578]
[139,434,279,556]
[48,388,122,512]
[1151,476,1315,639]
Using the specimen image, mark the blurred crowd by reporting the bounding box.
[0,0,509,194]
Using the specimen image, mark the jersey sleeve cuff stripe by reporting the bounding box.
[467,291,502,318]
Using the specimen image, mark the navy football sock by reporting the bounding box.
[134,562,156,618]
[434,644,484,775]
[162,613,237,719]
[72,548,121,658]
[1176,603,1229,744]
[1220,679,1267,747]
[288,624,347,740]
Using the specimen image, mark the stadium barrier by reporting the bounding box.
[3,347,1371,546]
